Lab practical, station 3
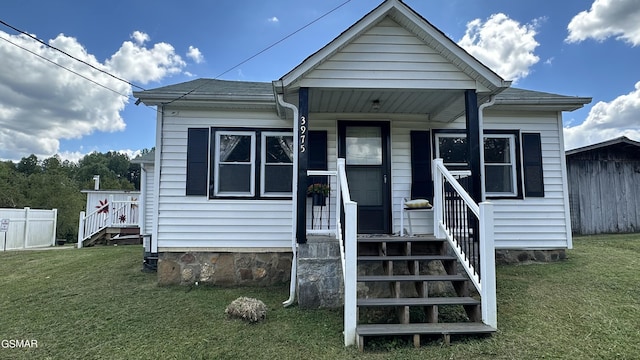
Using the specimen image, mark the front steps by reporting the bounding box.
[355,235,495,351]
[82,226,141,247]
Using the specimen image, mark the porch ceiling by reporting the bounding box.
[304,88,487,122]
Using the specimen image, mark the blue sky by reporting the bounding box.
[1,0,639,161]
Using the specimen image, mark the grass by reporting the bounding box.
[1,234,639,359]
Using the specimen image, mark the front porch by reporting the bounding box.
[298,158,497,349]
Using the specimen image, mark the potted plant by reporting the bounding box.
[307,183,330,206]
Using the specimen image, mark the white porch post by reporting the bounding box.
[51,208,58,246]
[432,159,444,239]
[77,211,85,248]
[108,195,115,227]
[479,201,497,328]
[343,201,357,347]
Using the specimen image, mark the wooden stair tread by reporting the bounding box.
[358,274,468,282]
[357,255,457,261]
[358,236,440,243]
[356,322,496,336]
[358,296,480,307]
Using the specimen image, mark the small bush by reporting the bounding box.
[225,297,267,323]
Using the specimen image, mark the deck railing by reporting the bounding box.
[77,196,139,248]
[433,158,497,328]
[307,158,357,346]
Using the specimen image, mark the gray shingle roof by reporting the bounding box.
[135,78,590,109]
[133,79,275,105]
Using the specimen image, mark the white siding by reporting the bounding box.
[141,163,155,235]
[301,17,477,90]
[157,108,293,251]
[471,110,570,249]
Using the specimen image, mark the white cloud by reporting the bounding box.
[0,30,187,160]
[57,151,86,164]
[267,16,279,23]
[131,31,149,45]
[457,13,541,83]
[107,33,186,84]
[566,0,640,46]
[186,45,204,64]
[564,81,640,150]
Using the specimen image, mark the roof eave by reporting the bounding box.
[134,93,275,108]
[566,136,640,155]
[494,97,592,112]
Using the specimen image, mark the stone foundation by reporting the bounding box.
[157,251,292,286]
[297,237,344,309]
[495,249,567,264]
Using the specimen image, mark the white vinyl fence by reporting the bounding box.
[0,207,58,251]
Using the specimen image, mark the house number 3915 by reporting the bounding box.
[299,115,307,153]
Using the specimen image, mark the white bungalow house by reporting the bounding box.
[133,0,590,349]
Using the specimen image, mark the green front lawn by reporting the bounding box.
[1,234,639,359]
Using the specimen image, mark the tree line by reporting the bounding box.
[0,150,150,242]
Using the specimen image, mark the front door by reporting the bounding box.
[338,121,391,234]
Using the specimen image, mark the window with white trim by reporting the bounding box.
[484,134,517,197]
[214,131,255,196]
[435,133,468,169]
[434,132,519,197]
[261,132,294,196]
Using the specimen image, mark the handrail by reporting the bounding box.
[433,158,496,328]
[77,195,139,247]
[306,170,339,238]
[337,158,357,347]
[435,162,479,218]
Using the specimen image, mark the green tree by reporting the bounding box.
[16,154,41,175]
[0,161,26,207]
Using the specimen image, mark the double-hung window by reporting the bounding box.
[214,131,255,197]
[261,132,294,197]
[435,133,469,170]
[484,134,517,197]
[434,131,519,198]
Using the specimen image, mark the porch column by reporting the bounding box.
[465,89,482,203]
[296,87,309,244]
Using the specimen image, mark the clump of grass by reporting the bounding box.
[225,297,267,323]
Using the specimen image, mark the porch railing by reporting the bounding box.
[433,158,497,328]
[307,158,357,346]
[77,195,139,248]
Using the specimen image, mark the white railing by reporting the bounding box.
[433,158,497,328]
[77,195,139,248]
[307,158,357,346]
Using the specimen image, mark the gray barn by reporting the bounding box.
[566,136,640,235]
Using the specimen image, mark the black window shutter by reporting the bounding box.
[186,128,208,196]
[307,131,328,188]
[410,131,433,201]
[522,133,544,197]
